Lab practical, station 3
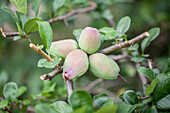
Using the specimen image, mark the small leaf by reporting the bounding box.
[13,36,21,41]
[73,29,82,42]
[0,100,8,109]
[49,101,73,113]
[37,57,61,68]
[24,18,40,35]
[102,9,113,20]
[69,90,94,113]
[42,80,56,93]
[137,67,155,81]
[96,104,117,113]
[156,94,170,109]
[9,0,27,15]
[142,97,153,104]
[53,0,65,13]
[147,106,158,113]
[145,78,159,96]
[32,0,42,17]
[141,27,160,54]
[37,21,53,50]
[1,3,17,21]
[3,82,18,102]
[35,103,56,113]
[17,86,27,97]
[16,11,29,30]
[128,103,144,113]
[102,99,114,107]
[37,44,44,50]
[93,94,109,108]
[130,57,144,63]
[123,90,139,105]
[116,16,131,34]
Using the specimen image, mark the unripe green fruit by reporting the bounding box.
[89,53,120,80]
[49,39,78,58]
[63,49,89,79]
[79,27,100,54]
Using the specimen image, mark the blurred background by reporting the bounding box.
[0,0,170,101]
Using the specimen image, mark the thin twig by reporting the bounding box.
[84,78,103,91]
[39,67,63,80]
[136,63,147,95]
[108,50,130,61]
[100,32,150,54]
[65,79,74,97]
[48,1,97,24]
[29,43,53,62]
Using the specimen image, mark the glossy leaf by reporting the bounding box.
[116,16,131,34]
[123,90,139,105]
[73,29,82,42]
[96,104,117,113]
[17,86,27,97]
[16,11,29,30]
[153,75,170,102]
[93,94,109,108]
[145,78,159,96]
[53,0,65,13]
[141,27,160,54]
[69,90,94,113]
[142,97,153,104]
[147,106,158,113]
[24,18,40,34]
[37,21,53,50]
[137,66,155,81]
[128,103,144,113]
[3,82,18,102]
[32,0,42,17]
[117,102,132,113]
[0,100,8,109]
[9,0,27,15]
[102,99,114,107]
[156,94,170,109]
[130,57,144,63]
[50,101,73,113]
[35,103,56,113]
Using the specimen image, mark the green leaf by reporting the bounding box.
[102,99,114,107]
[16,11,29,30]
[130,57,144,63]
[72,0,88,4]
[50,101,73,113]
[24,18,40,35]
[142,97,153,104]
[96,104,117,113]
[73,29,82,42]
[0,100,8,109]
[128,103,144,113]
[117,102,132,113]
[1,3,17,21]
[0,71,8,90]
[137,67,155,81]
[69,90,94,113]
[13,36,21,41]
[153,75,170,102]
[102,9,113,20]
[17,86,27,97]
[37,57,62,68]
[32,0,42,17]
[42,80,56,93]
[53,0,65,13]
[35,103,56,113]
[156,94,170,109]
[145,78,159,96]
[147,106,158,113]
[141,27,160,54]
[9,0,27,15]
[73,106,88,113]
[116,16,131,34]
[37,21,53,50]
[123,90,139,105]
[3,82,18,102]
[93,94,109,108]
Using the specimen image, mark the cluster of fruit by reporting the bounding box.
[49,27,120,80]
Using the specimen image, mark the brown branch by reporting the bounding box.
[83,78,103,91]
[100,32,150,54]
[48,1,97,24]
[29,43,53,62]
[39,67,63,80]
